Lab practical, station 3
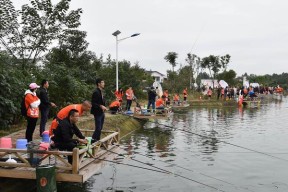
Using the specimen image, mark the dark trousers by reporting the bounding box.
[39,107,49,136]
[110,106,119,114]
[56,141,77,164]
[126,99,132,111]
[92,113,105,141]
[147,100,155,112]
[26,117,38,142]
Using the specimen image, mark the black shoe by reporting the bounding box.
[91,139,98,144]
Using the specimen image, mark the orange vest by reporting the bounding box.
[156,99,164,107]
[109,100,120,108]
[276,87,283,93]
[173,95,179,101]
[25,92,40,118]
[207,89,212,96]
[49,104,83,136]
[126,89,134,100]
[114,90,123,101]
[183,89,187,97]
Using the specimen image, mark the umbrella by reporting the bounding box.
[219,80,228,88]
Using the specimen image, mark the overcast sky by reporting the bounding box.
[13,0,288,76]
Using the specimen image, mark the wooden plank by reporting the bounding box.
[72,148,79,174]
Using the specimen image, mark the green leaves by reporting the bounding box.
[164,52,178,72]
[0,0,83,70]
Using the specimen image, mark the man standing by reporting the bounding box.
[183,87,188,104]
[38,79,56,137]
[125,86,134,111]
[52,109,87,164]
[91,78,107,142]
[147,86,157,113]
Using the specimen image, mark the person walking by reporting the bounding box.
[91,78,107,143]
[125,86,134,111]
[38,79,56,137]
[24,83,41,142]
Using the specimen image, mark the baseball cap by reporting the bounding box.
[29,83,40,89]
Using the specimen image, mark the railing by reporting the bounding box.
[0,130,119,174]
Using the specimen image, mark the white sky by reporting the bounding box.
[12,0,288,76]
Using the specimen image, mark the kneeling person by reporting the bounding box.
[109,99,121,114]
[52,109,87,164]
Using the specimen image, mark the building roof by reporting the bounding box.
[146,70,165,77]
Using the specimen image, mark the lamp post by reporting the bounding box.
[112,30,140,91]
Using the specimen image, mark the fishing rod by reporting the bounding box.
[94,154,227,192]
[156,123,288,162]
[103,148,255,192]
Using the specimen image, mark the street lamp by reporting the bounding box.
[112,30,140,91]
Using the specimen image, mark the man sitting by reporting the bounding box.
[109,99,121,114]
[51,109,87,164]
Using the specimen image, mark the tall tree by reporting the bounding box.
[0,0,82,70]
[164,52,178,72]
[185,53,201,90]
[201,54,231,88]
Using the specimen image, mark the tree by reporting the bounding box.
[201,54,231,88]
[164,52,178,72]
[216,70,237,86]
[0,0,82,70]
[185,53,201,90]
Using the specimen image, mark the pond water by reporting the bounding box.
[60,97,288,192]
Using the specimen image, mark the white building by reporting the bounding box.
[146,71,166,83]
[200,79,219,88]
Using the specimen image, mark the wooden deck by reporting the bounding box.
[171,104,190,109]
[132,107,172,120]
[0,130,120,183]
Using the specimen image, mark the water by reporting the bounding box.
[59,97,288,192]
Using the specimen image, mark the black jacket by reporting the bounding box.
[38,87,51,109]
[52,118,85,144]
[148,89,157,101]
[91,88,106,115]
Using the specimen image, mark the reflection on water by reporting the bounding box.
[55,97,288,191]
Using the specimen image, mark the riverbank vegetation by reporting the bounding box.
[0,0,287,131]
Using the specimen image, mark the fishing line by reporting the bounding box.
[157,123,288,162]
[104,148,255,192]
[94,155,227,192]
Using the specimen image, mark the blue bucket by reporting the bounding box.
[42,135,50,143]
[16,139,28,149]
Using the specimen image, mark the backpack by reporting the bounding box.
[20,95,27,117]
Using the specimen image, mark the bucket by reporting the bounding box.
[0,137,12,148]
[27,141,41,167]
[16,139,28,149]
[39,142,50,151]
[42,131,50,143]
[36,165,57,192]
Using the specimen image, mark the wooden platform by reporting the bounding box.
[132,107,172,120]
[0,130,120,183]
[171,104,190,109]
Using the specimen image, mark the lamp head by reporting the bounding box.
[131,33,140,37]
[112,30,121,36]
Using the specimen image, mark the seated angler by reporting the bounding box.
[109,98,121,114]
[155,95,166,113]
[51,109,88,164]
